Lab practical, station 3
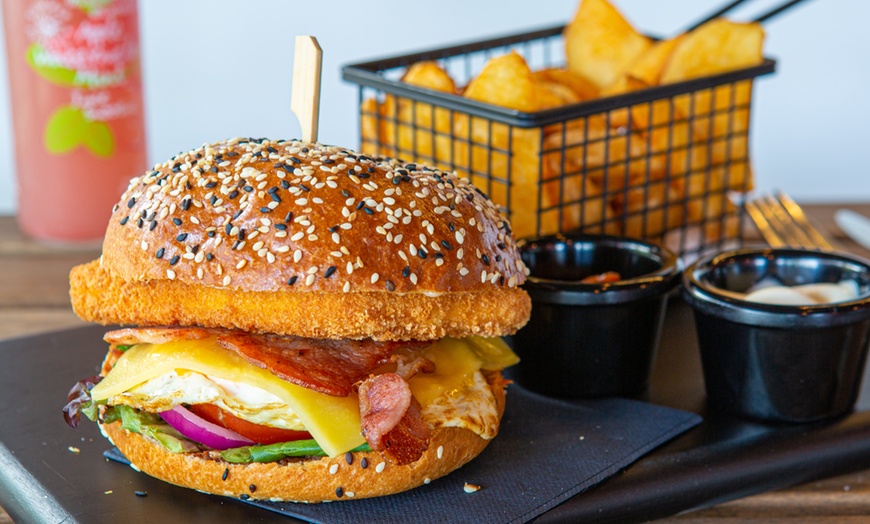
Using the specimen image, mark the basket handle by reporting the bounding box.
[684,0,813,32]
[291,35,323,144]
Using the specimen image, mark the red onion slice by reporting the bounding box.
[159,405,254,450]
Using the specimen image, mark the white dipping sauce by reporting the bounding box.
[743,280,860,305]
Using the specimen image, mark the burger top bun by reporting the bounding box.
[72,138,531,340]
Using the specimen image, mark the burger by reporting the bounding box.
[63,138,531,502]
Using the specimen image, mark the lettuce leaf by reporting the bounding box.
[221,439,371,463]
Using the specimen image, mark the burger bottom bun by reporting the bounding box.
[71,260,531,341]
[100,371,507,502]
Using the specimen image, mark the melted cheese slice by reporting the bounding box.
[90,335,519,457]
[90,338,363,457]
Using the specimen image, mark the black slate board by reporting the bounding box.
[4,300,870,523]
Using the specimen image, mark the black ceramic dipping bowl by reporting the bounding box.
[511,234,681,399]
[683,248,870,423]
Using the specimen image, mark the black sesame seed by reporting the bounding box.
[324,266,337,278]
[140,209,148,219]
[433,252,444,259]
[418,249,427,259]
[441,240,454,250]
[243,185,254,192]
[328,225,338,233]
[482,254,490,266]
[192,244,200,255]
[252,151,263,158]
[345,452,353,465]
[206,253,214,261]
[156,248,165,259]
[448,222,455,232]
[385,280,396,292]
[176,233,188,242]
[287,276,298,285]
[284,212,293,223]
[239,494,250,500]
[355,201,365,210]
[225,223,233,235]
[260,207,272,213]
[499,276,505,286]
[268,186,278,194]
[146,211,156,220]
[149,220,157,231]
[136,218,144,228]
[205,181,217,189]
[301,147,309,153]
[266,146,278,154]
[228,190,239,200]
[290,156,302,164]
[335,487,344,498]
[249,484,257,493]
[233,209,244,220]
[134,491,147,497]
[173,218,182,226]
[232,240,241,250]
[209,195,218,206]
[392,176,402,185]
[275,223,287,230]
[210,166,219,173]
[169,255,180,266]
[127,197,136,208]
[495,254,502,262]
[368,166,375,173]
[341,189,351,197]
[406,163,417,170]
[270,193,281,203]
[322,158,335,165]
[497,243,506,250]
[357,172,370,179]
[120,216,129,225]
[401,175,411,183]
[402,266,411,278]
[363,207,374,215]
[397,169,408,176]
[281,180,291,189]
[299,184,310,192]
[222,468,229,481]
[361,457,369,469]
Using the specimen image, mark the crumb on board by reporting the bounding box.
[67,446,80,453]
[463,483,481,493]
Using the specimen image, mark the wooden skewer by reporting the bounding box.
[291,36,323,144]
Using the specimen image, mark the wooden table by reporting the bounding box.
[2,206,870,523]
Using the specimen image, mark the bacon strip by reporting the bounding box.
[103,327,210,345]
[358,373,431,465]
[392,354,436,380]
[217,332,429,397]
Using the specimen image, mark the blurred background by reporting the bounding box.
[0,0,866,215]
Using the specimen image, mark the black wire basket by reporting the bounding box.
[342,25,776,259]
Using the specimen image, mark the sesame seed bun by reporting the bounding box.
[99,370,507,502]
[70,138,530,340]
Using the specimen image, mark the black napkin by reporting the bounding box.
[106,387,700,524]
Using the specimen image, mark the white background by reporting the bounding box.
[0,0,867,214]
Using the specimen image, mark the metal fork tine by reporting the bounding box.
[745,198,786,247]
[746,191,835,250]
[775,191,835,250]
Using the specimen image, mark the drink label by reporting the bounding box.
[23,0,141,157]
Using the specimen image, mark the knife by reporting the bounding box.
[834,209,870,252]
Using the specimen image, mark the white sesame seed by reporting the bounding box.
[398,251,408,262]
[295,198,308,206]
[252,241,264,251]
[294,249,303,263]
[457,248,464,259]
[463,483,480,494]
[332,232,340,244]
[346,262,353,274]
[305,274,315,286]
[257,248,268,257]
[166,269,176,280]
[329,464,339,475]
[275,230,287,238]
[345,491,355,498]
[331,250,343,258]
[223,275,231,286]
[437,446,444,459]
[371,273,379,284]
[375,462,386,473]
[308,234,319,241]
[290,232,304,241]
[140,240,148,251]
[481,270,488,283]
[343,281,351,293]
[436,258,444,267]
[276,245,290,253]
[236,260,247,269]
[508,276,517,288]
[410,273,418,285]
[456,231,465,245]
[460,267,469,276]
[258,226,269,234]
[197,267,204,279]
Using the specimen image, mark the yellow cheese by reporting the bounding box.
[91,338,364,457]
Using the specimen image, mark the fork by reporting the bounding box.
[745,191,836,250]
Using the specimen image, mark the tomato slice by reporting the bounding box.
[188,404,311,445]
